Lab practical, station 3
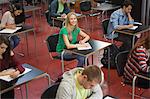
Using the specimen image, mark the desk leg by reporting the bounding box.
[107,47,110,83]
[132,36,135,48]
[25,32,29,56]
[85,56,88,66]
[25,83,28,99]
[33,29,37,57]
[61,50,65,73]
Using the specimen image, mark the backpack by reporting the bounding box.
[101,44,119,68]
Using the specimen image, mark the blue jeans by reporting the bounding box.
[9,35,20,49]
[59,51,86,67]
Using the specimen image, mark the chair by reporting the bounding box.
[115,51,150,99]
[41,82,60,99]
[102,18,116,43]
[46,34,76,72]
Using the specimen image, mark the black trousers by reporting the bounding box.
[136,71,150,89]
[116,33,134,51]
[0,80,14,99]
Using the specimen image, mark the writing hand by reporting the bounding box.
[10,70,20,78]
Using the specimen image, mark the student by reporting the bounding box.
[48,0,70,28]
[124,32,150,88]
[0,3,24,49]
[56,12,90,67]
[0,35,25,99]
[107,0,134,51]
[56,65,104,99]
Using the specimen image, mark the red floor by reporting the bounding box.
[3,9,149,99]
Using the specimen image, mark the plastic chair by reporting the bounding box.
[46,34,76,72]
[41,82,60,99]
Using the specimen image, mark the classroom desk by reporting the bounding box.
[24,5,42,31]
[91,3,120,20]
[0,63,51,99]
[51,13,85,28]
[10,24,37,56]
[115,25,150,48]
[62,39,111,81]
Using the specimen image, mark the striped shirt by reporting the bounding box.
[124,46,150,81]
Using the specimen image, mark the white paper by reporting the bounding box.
[77,43,92,50]
[104,96,115,99]
[0,67,32,82]
[128,26,138,30]
[134,22,142,25]
[0,27,22,34]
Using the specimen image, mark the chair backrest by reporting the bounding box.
[45,10,51,25]
[115,51,129,76]
[41,82,60,99]
[80,1,92,11]
[102,19,109,35]
[46,33,59,52]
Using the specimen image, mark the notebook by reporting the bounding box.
[0,67,32,82]
[77,43,92,50]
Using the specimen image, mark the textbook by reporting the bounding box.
[77,43,92,50]
[0,27,22,34]
[0,67,32,82]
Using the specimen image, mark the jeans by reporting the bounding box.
[9,35,20,49]
[59,51,86,67]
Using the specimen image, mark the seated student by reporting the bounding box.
[56,65,104,99]
[0,3,24,50]
[48,0,70,28]
[0,35,25,99]
[56,12,90,67]
[124,32,150,88]
[107,0,135,51]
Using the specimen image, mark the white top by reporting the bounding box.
[0,11,15,29]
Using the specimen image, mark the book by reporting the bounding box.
[0,27,22,34]
[0,67,32,82]
[77,43,92,50]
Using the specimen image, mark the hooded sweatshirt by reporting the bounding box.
[56,67,104,99]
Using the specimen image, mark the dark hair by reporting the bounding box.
[0,35,11,60]
[121,0,133,8]
[9,3,23,13]
[131,32,150,53]
[82,65,102,83]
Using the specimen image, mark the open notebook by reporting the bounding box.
[0,67,32,82]
[0,27,22,34]
[77,43,92,50]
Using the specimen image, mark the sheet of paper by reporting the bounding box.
[104,96,115,99]
[128,26,138,30]
[134,22,142,25]
[0,67,32,82]
[77,43,92,50]
[0,27,22,34]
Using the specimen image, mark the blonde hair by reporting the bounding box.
[64,12,78,30]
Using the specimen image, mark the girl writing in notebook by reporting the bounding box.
[0,3,24,54]
[56,12,90,67]
[0,35,25,99]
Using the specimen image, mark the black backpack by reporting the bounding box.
[101,44,119,68]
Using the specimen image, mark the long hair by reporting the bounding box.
[0,35,11,61]
[64,12,78,30]
[131,32,150,53]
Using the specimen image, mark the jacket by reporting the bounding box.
[56,68,104,99]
